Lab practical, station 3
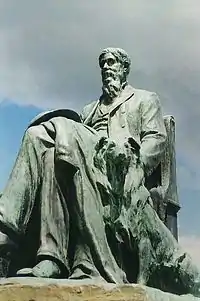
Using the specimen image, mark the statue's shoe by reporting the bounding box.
[69,267,92,280]
[69,264,105,283]
[69,267,105,283]
[16,260,61,278]
[16,267,33,276]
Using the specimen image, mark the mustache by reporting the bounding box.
[102,71,118,83]
[102,69,118,77]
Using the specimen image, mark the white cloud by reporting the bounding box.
[0,1,199,108]
[0,1,200,180]
[179,236,200,268]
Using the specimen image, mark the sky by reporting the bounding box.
[0,1,200,266]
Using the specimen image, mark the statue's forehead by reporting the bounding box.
[100,52,116,61]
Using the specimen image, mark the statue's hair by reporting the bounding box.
[99,47,131,77]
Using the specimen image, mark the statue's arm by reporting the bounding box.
[80,107,87,122]
[80,101,97,123]
[140,93,167,176]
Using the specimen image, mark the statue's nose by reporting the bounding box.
[103,62,109,69]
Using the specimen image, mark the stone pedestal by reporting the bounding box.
[0,278,199,301]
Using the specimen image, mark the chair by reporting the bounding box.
[145,115,180,240]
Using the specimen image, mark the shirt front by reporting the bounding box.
[90,104,109,137]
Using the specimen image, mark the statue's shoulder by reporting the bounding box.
[131,87,157,99]
[81,100,98,121]
[131,87,161,107]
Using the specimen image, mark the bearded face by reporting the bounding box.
[100,53,126,100]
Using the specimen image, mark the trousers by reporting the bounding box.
[0,120,70,269]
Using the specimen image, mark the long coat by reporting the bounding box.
[27,85,168,284]
[30,85,167,176]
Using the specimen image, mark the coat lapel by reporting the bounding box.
[83,100,99,125]
[108,85,135,115]
[83,85,135,125]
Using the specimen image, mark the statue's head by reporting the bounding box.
[99,47,131,100]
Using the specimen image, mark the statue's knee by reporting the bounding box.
[25,126,42,140]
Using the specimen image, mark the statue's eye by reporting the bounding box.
[99,57,116,68]
[107,58,115,66]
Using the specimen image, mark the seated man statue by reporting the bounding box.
[0,47,200,297]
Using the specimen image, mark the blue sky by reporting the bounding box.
[0,101,41,190]
[0,0,200,264]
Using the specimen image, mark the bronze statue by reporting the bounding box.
[0,47,199,297]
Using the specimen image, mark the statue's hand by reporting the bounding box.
[94,137,116,173]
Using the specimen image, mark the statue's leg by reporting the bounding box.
[69,234,104,282]
[43,120,128,284]
[69,156,127,284]
[0,124,55,237]
[36,147,69,277]
[0,123,58,276]
[2,123,71,278]
[137,237,152,285]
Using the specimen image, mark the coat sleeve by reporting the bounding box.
[80,101,97,123]
[80,106,88,122]
[140,92,167,176]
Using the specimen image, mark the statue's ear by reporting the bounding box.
[124,62,129,74]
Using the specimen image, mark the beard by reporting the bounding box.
[102,71,124,100]
[102,79,122,99]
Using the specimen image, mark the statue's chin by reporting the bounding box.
[102,85,122,100]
